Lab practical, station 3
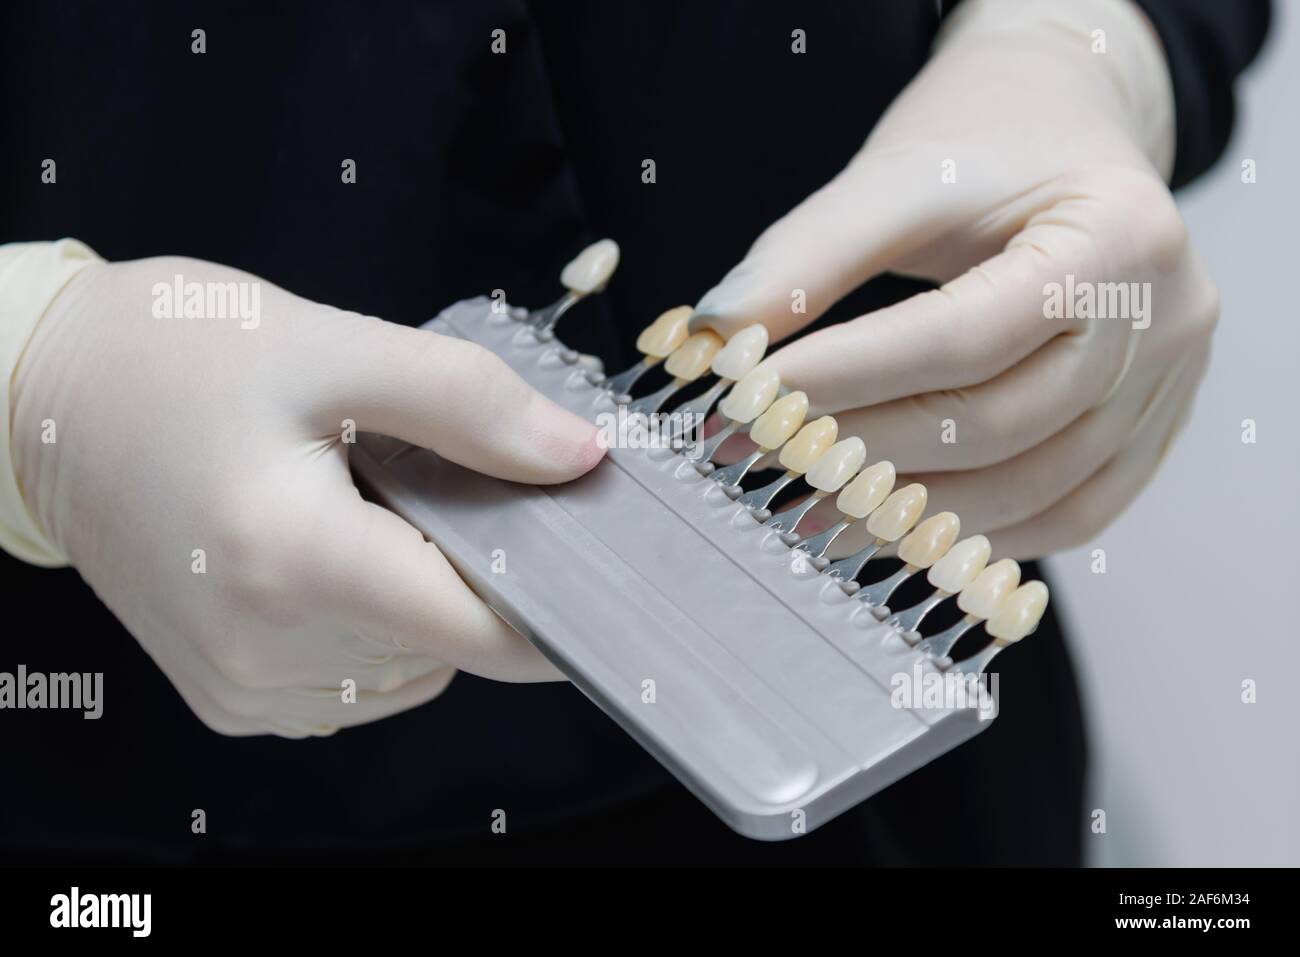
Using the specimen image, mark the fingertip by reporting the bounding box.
[561,429,608,477]
[524,395,606,483]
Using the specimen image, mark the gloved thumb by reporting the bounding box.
[313,313,604,484]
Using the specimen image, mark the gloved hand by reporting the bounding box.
[11,256,603,737]
[692,0,1217,559]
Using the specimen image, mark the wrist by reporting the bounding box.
[936,0,1176,179]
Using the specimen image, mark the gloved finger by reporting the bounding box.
[762,239,1068,416]
[809,352,1200,560]
[311,313,603,484]
[689,152,939,343]
[828,327,1130,473]
[315,496,564,683]
[819,377,1146,557]
[982,355,1205,559]
[901,371,1160,535]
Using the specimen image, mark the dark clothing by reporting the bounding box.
[0,1,1267,864]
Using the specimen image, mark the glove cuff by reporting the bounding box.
[0,238,101,567]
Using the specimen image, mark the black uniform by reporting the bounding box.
[0,1,1269,865]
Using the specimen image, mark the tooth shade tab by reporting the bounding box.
[897,511,960,568]
[718,365,780,423]
[778,416,838,473]
[957,558,1021,620]
[749,391,809,450]
[985,581,1049,643]
[665,330,724,380]
[561,239,620,293]
[805,436,867,492]
[835,460,896,519]
[636,306,692,358]
[864,483,927,541]
[712,325,769,380]
[926,535,991,593]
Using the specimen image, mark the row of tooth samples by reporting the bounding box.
[518,253,1049,676]
[660,337,1045,673]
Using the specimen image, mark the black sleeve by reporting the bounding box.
[1128,0,1272,188]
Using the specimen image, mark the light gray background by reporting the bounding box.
[1046,3,1299,866]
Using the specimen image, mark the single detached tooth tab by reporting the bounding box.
[561,239,620,294]
[665,330,724,381]
[926,535,991,594]
[718,365,780,423]
[748,391,809,450]
[778,416,838,474]
[805,436,866,492]
[835,460,896,519]
[864,483,928,541]
[985,581,1049,643]
[956,558,1021,620]
[531,239,620,333]
[896,511,960,568]
[636,306,693,358]
[711,324,769,381]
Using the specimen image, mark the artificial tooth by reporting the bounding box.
[926,534,992,594]
[805,435,866,491]
[855,511,959,608]
[866,484,928,541]
[604,306,692,396]
[823,483,928,583]
[763,436,866,535]
[748,391,810,451]
[736,416,837,511]
[708,391,808,487]
[625,330,724,415]
[669,325,770,430]
[985,581,1049,643]
[560,238,620,294]
[896,511,960,567]
[531,238,620,333]
[712,325,769,381]
[637,306,694,356]
[688,366,780,463]
[914,559,1021,660]
[838,461,897,519]
[791,460,896,559]
[665,330,724,380]
[956,558,1021,620]
[718,365,781,423]
[950,581,1049,674]
[890,535,990,634]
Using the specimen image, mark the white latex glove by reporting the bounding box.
[693,0,1217,559]
[11,256,604,737]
